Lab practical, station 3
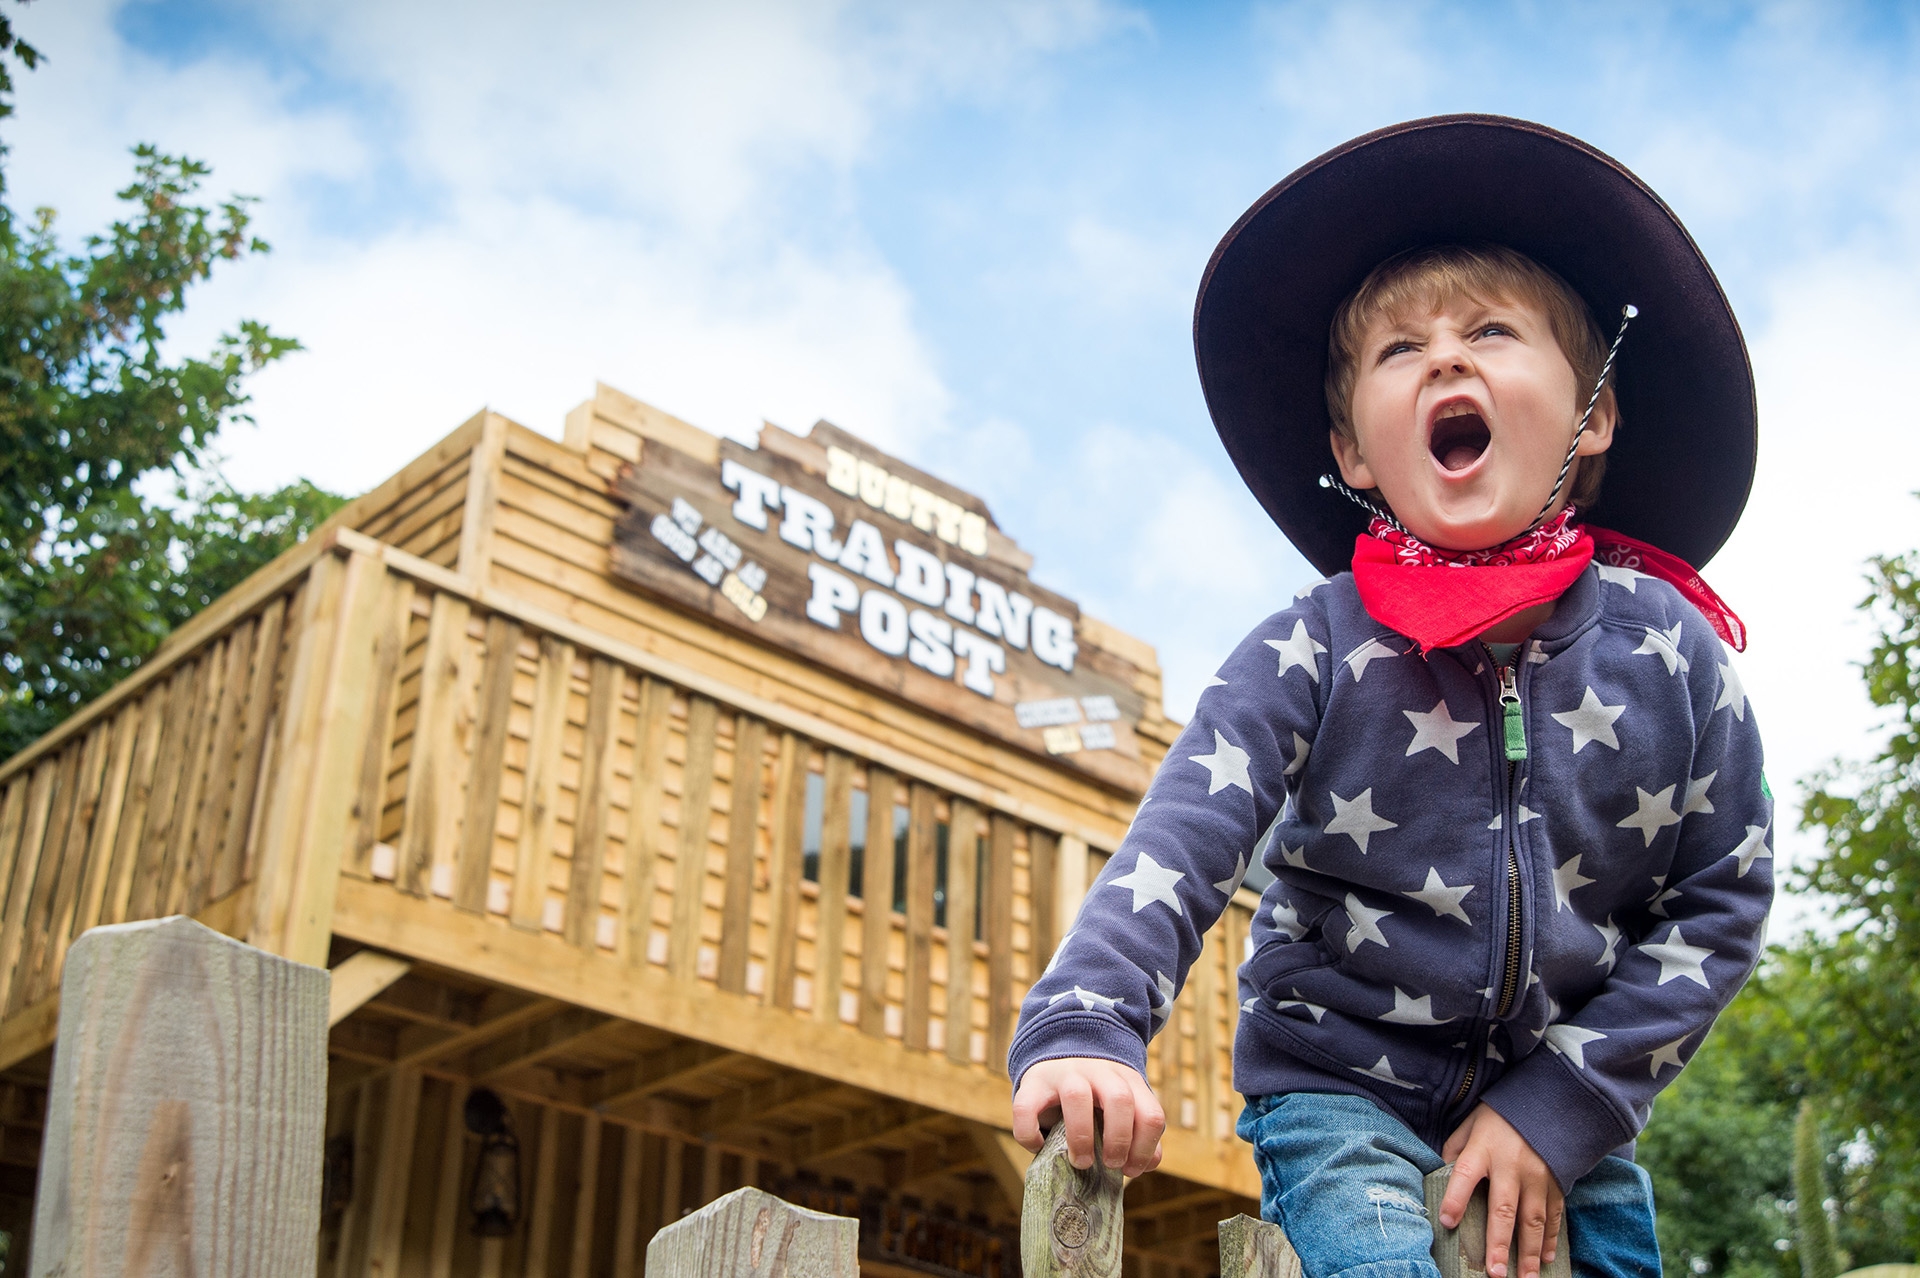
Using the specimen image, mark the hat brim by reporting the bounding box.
[1194,114,1756,578]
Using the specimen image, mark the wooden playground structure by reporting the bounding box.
[0,384,1268,1275]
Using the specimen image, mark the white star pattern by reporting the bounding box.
[1275,989,1327,1022]
[1715,660,1748,720]
[1295,579,1329,599]
[1618,785,1682,846]
[1526,644,1549,664]
[1214,851,1249,898]
[1404,867,1474,925]
[1593,916,1622,972]
[1544,1023,1607,1069]
[1683,772,1717,817]
[1632,622,1690,675]
[1344,638,1401,682]
[1552,855,1597,911]
[1204,675,1227,690]
[1344,893,1393,951]
[1271,898,1308,941]
[1283,731,1312,777]
[1326,788,1398,853]
[1728,823,1772,877]
[1189,730,1252,796]
[1552,687,1626,753]
[1380,987,1455,1025]
[1403,700,1480,764]
[1048,986,1124,1012]
[1109,852,1185,915]
[1486,1040,1505,1063]
[1352,1055,1420,1090]
[1278,843,1309,870]
[1153,971,1177,1024]
[1648,877,1683,917]
[1638,924,1715,987]
[1597,564,1647,591]
[1266,621,1328,683]
[1044,931,1074,976]
[1646,1035,1690,1078]
[1486,805,1542,831]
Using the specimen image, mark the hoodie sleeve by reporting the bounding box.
[1483,637,1774,1192]
[1005,595,1332,1089]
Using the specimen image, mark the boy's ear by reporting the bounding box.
[1574,386,1618,457]
[1328,429,1377,490]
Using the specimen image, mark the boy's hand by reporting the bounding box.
[1440,1105,1562,1278]
[1010,1057,1164,1177]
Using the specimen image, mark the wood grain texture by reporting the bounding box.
[611,1127,645,1278]
[811,752,854,1023]
[365,1066,423,1276]
[1021,1121,1124,1278]
[1424,1164,1571,1278]
[644,1185,858,1278]
[31,915,328,1277]
[1217,1215,1304,1278]
[944,797,980,1064]
[1029,827,1057,978]
[349,577,414,881]
[668,697,719,982]
[985,814,1016,1070]
[567,657,624,949]
[215,596,287,898]
[764,734,809,1011]
[569,1114,604,1278]
[510,634,577,932]
[857,765,897,1037]
[457,615,523,914]
[902,784,937,1051]
[10,747,79,1015]
[717,716,768,992]
[624,677,674,966]
[328,950,413,1026]
[400,593,477,899]
[101,689,170,927]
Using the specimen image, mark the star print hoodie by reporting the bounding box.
[1007,565,1773,1192]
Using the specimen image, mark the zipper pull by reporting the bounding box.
[1498,663,1527,761]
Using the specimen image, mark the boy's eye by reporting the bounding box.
[1378,340,1415,361]
[1477,324,1511,339]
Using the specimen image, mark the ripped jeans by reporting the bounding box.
[1237,1094,1661,1278]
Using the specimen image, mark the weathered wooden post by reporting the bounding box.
[645,1185,859,1278]
[1020,1123,1125,1278]
[30,915,329,1277]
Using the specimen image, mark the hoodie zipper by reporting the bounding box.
[1450,644,1528,1108]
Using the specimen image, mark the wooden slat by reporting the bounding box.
[181,614,256,910]
[569,1115,604,1278]
[567,658,624,949]
[126,658,205,922]
[811,751,854,1023]
[658,1136,684,1231]
[611,1127,645,1278]
[25,726,112,1005]
[11,745,81,1015]
[456,412,510,579]
[0,781,29,949]
[716,715,767,992]
[0,762,58,1010]
[215,595,287,898]
[986,813,1017,1069]
[1030,827,1058,975]
[456,615,522,914]
[400,593,477,898]
[623,677,674,966]
[157,634,228,914]
[347,574,415,880]
[667,696,718,982]
[510,634,577,932]
[902,783,938,1051]
[763,734,808,1010]
[858,765,897,1037]
[366,1067,425,1274]
[523,1104,564,1278]
[100,687,169,925]
[944,797,980,1065]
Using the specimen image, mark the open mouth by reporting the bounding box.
[1429,408,1491,474]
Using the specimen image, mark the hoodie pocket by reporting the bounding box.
[1246,938,1337,1000]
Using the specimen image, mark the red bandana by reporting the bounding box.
[1351,509,1747,653]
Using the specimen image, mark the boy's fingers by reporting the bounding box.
[1096,1084,1135,1170]
[1009,1084,1050,1151]
[1484,1171,1519,1278]
[1542,1195,1565,1265]
[1439,1153,1484,1230]
[1515,1184,1549,1278]
[1124,1083,1166,1177]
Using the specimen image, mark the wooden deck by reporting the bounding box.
[0,387,1261,1275]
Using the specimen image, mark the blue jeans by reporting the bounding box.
[1237,1094,1661,1278]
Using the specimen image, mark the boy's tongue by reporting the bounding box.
[1431,412,1491,473]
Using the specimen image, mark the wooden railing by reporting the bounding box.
[0,525,1258,1194]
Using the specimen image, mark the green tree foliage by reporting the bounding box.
[0,11,343,759]
[1795,1100,1842,1278]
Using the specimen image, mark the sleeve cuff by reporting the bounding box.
[1481,1046,1638,1193]
[1006,1010,1151,1092]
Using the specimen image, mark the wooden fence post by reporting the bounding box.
[644,1185,858,1278]
[1020,1122,1124,1278]
[30,914,329,1277]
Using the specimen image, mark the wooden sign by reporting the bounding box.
[609,421,1151,791]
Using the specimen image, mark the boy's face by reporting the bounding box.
[1329,291,1615,551]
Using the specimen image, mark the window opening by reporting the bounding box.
[801,771,825,883]
[933,822,950,929]
[847,787,870,899]
[890,805,910,913]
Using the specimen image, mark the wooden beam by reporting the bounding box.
[466,1006,612,1080]
[897,1129,986,1190]
[969,1122,1033,1210]
[790,1100,940,1167]
[392,993,562,1071]
[585,1040,741,1111]
[693,1070,840,1138]
[327,950,413,1026]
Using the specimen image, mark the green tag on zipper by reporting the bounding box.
[1503,699,1527,761]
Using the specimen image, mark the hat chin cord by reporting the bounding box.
[1318,303,1638,541]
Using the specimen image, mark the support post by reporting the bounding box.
[1020,1122,1123,1278]
[644,1185,858,1278]
[30,915,329,1277]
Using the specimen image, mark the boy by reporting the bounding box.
[1008,116,1770,1278]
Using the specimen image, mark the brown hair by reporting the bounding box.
[1325,244,1613,511]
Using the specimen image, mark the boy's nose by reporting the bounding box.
[1426,334,1474,378]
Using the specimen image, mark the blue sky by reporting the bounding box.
[13,1,1920,919]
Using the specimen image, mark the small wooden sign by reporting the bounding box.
[609,421,1151,791]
